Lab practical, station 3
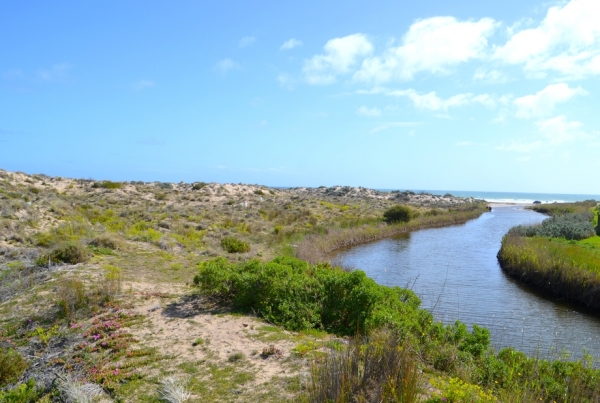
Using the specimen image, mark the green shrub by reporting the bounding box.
[88,232,122,250]
[194,256,426,335]
[383,205,412,224]
[511,212,595,240]
[91,180,122,189]
[0,348,28,387]
[0,379,42,403]
[192,182,207,190]
[220,236,250,253]
[37,241,89,265]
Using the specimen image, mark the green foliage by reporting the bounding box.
[37,241,89,265]
[498,233,600,308]
[0,348,28,387]
[126,221,162,243]
[511,212,595,240]
[429,377,497,403]
[103,264,122,297]
[56,279,88,318]
[220,236,250,253]
[194,256,430,336]
[192,182,207,190]
[383,205,412,224]
[0,379,42,403]
[92,180,123,189]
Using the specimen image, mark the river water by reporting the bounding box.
[333,206,600,360]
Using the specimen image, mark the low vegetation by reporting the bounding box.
[498,201,600,309]
[5,168,598,402]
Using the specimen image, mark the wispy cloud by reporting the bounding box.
[37,62,72,82]
[133,79,156,90]
[239,36,256,48]
[385,88,496,111]
[214,58,240,73]
[277,73,296,90]
[356,106,382,117]
[280,38,302,50]
[513,83,587,119]
[369,121,422,134]
[137,136,165,146]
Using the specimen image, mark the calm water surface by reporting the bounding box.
[333,206,600,359]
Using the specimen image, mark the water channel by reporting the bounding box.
[332,206,600,360]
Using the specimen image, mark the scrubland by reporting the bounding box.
[498,201,600,309]
[2,168,599,402]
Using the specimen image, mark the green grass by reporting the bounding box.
[498,234,600,308]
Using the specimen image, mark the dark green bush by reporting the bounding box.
[192,182,207,190]
[91,181,122,189]
[510,212,595,240]
[194,256,426,335]
[383,205,412,224]
[220,236,250,253]
[37,241,89,265]
[88,233,121,250]
[0,348,28,387]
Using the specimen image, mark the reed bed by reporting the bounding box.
[498,233,600,309]
[297,206,488,264]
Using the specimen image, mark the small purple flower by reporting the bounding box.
[102,342,107,346]
[92,334,101,340]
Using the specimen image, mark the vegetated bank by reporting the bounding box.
[195,255,600,402]
[0,168,490,402]
[4,166,597,402]
[297,201,488,264]
[498,201,600,309]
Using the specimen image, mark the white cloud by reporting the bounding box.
[303,33,373,85]
[386,89,496,111]
[214,58,239,73]
[494,0,600,77]
[537,115,584,144]
[356,106,382,117]
[37,62,71,82]
[473,68,509,83]
[281,38,302,50]
[239,36,256,48]
[496,115,587,154]
[354,17,498,83]
[369,121,421,134]
[277,73,296,90]
[495,139,543,153]
[513,83,587,118]
[133,79,155,90]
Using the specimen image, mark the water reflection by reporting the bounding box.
[333,206,600,360]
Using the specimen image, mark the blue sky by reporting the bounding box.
[1,0,599,193]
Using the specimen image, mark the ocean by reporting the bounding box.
[379,190,600,204]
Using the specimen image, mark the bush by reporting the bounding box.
[0,379,42,403]
[383,205,412,224]
[194,256,425,335]
[88,233,121,250]
[91,181,122,189]
[0,348,28,387]
[305,329,421,403]
[220,236,250,253]
[37,241,89,265]
[510,212,595,240]
[192,182,207,190]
